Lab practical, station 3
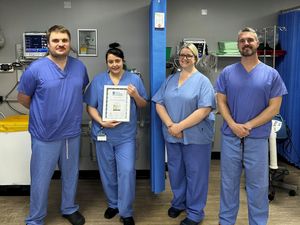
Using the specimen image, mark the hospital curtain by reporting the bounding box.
[276,9,300,167]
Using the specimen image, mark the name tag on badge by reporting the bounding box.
[97,133,107,141]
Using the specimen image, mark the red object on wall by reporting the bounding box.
[257,50,286,56]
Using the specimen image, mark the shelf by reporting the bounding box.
[215,54,275,58]
[212,50,286,72]
[213,52,286,58]
[257,50,286,56]
[215,54,241,57]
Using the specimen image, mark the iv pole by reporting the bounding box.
[262,25,286,68]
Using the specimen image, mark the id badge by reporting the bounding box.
[97,130,107,141]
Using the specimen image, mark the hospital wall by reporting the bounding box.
[0,0,298,170]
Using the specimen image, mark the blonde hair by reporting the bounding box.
[180,43,199,64]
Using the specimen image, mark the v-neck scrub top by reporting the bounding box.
[215,62,288,138]
[152,71,216,145]
[18,56,89,141]
[84,71,148,145]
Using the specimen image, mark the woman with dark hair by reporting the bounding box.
[84,42,147,225]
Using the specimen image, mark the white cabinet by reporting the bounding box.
[0,131,31,185]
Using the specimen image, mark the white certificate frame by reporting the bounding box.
[102,85,130,122]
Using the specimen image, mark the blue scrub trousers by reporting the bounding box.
[166,142,211,223]
[219,135,269,225]
[26,136,81,225]
[95,140,136,218]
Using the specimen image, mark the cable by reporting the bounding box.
[0,111,5,119]
[3,81,27,115]
[197,54,217,77]
[11,62,23,68]
[5,81,19,99]
[5,101,26,115]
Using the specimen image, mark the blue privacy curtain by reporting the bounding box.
[150,0,167,193]
[276,9,300,167]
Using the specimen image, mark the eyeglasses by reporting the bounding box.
[179,54,194,60]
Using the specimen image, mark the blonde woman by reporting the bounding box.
[152,43,215,225]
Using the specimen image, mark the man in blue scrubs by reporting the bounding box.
[18,25,89,225]
[215,27,287,225]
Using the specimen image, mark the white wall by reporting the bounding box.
[167,0,299,53]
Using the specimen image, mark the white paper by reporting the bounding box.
[155,12,165,28]
[102,85,130,122]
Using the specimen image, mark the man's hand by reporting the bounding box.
[229,122,251,138]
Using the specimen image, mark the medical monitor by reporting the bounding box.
[182,38,206,58]
[23,32,48,59]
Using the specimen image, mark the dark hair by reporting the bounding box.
[106,42,125,62]
[46,25,71,43]
[106,42,126,69]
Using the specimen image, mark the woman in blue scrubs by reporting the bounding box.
[152,43,215,225]
[84,43,148,225]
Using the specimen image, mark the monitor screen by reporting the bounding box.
[181,38,206,59]
[23,32,48,58]
[183,40,206,58]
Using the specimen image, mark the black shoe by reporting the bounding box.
[121,216,135,225]
[180,217,199,225]
[62,211,85,225]
[104,207,119,219]
[168,207,184,218]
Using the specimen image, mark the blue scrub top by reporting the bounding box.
[215,62,288,138]
[152,71,216,145]
[84,71,148,145]
[18,56,89,141]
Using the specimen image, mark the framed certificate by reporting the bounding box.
[77,29,97,57]
[102,85,130,122]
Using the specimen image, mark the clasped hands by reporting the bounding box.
[230,122,252,138]
[167,123,183,139]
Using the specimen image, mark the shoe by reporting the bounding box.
[168,207,184,218]
[104,207,119,219]
[120,216,135,225]
[180,217,199,225]
[62,211,85,225]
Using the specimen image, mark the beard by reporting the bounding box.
[48,47,70,59]
[239,46,257,57]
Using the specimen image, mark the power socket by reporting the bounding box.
[0,63,14,72]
